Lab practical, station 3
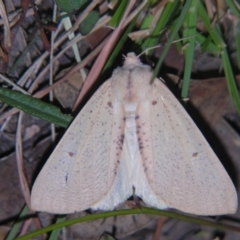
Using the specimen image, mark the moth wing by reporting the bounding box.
[135,79,237,215]
[31,80,128,214]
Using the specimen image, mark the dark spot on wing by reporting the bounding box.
[113,159,121,175]
[192,152,198,157]
[68,152,74,157]
[65,173,68,183]
[152,100,157,105]
[108,102,112,107]
[119,134,124,145]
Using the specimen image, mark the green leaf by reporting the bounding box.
[108,0,129,27]
[55,0,88,13]
[0,88,72,128]
[79,10,100,35]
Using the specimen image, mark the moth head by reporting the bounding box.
[123,52,142,67]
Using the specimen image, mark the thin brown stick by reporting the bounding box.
[0,37,108,122]
[15,112,31,207]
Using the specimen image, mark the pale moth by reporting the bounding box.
[31,52,237,216]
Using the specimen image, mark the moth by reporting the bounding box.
[31,53,237,215]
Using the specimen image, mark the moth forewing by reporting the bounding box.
[134,78,237,215]
[31,80,129,213]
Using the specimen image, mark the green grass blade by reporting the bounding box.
[49,216,67,240]
[221,45,240,114]
[224,0,240,69]
[108,0,129,27]
[235,23,240,69]
[16,207,240,240]
[195,34,219,55]
[140,0,180,53]
[197,2,224,50]
[6,206,29,240]
[181,0,198,98]
[153,0,192,79]
[225,0,240,17]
